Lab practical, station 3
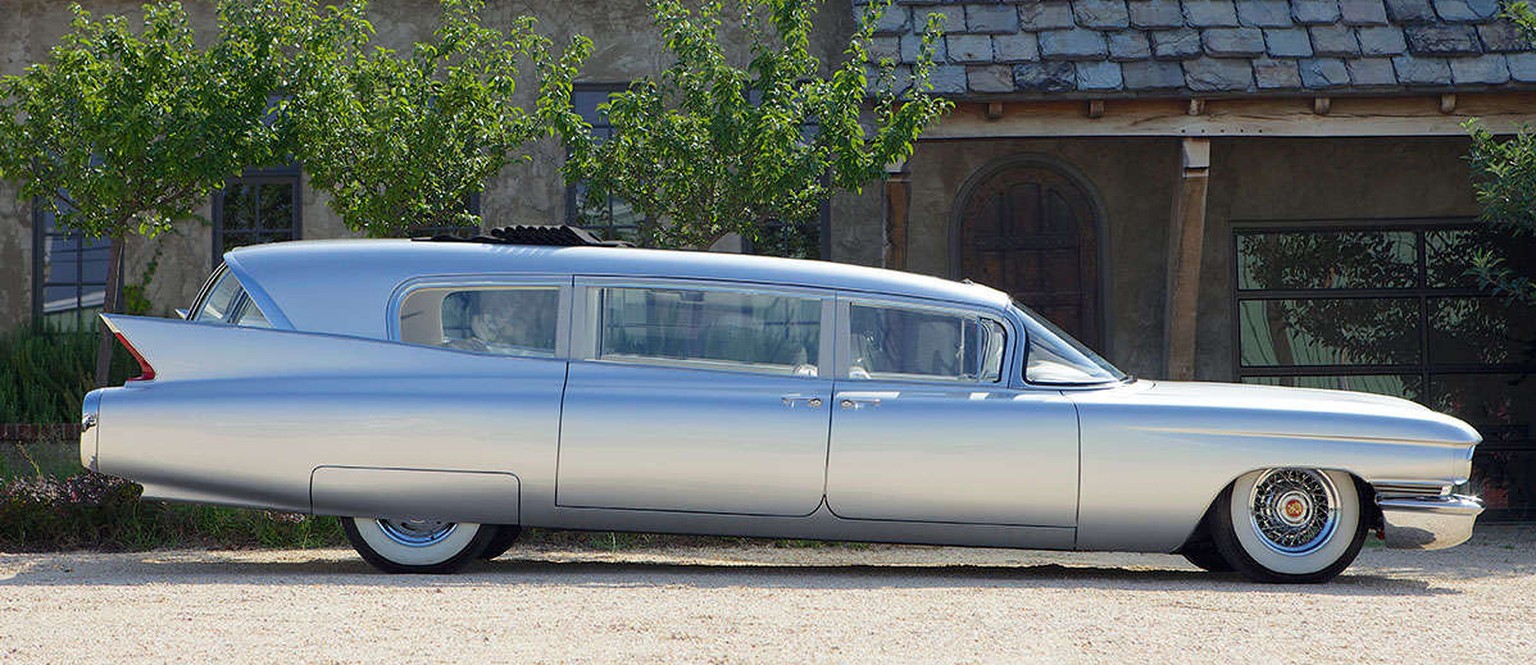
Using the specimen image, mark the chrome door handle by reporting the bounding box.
[781,395,824,408]
[840,398,881,410]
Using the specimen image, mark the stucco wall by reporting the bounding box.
[1197,137,1482,381]
[901,137,1181,377]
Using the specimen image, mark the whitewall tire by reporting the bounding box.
[343,517,495,574]
[1211,468,1368,584]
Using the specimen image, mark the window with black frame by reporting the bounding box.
[32,199,112,330]
[565,84,826,258]
[213,166,302,260]
[1234,222,1536,518]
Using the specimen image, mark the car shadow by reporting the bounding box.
[0,555,1454,596]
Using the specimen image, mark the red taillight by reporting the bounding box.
[113,332,156,382]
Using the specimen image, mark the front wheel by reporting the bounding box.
[1210,468,1368,584]
[343,517,495,574]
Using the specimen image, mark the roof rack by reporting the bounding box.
[412,224,632,247]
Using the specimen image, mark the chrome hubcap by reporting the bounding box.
[376,519,458,547]
[1248,469,1340,556]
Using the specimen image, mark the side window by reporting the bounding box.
[399,287,560,357]
[193,269,274,328]
[847,304,1006,382]
[597,287,822,376]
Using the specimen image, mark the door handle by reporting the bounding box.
[781,395,824,408]
[839,398,881,410]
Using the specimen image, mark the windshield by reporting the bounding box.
[1012,302,1127,385]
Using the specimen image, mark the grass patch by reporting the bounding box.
[0,326,137,425]
[2,441,344,553]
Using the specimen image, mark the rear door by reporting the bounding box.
[556,280,834,516]
[826,296,1080,527]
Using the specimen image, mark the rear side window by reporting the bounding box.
[399,287,560,357]
[193,269,273,328]
[846,303,1006,382]
[597,286,822,376]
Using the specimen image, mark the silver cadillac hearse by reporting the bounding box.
[82,227,1484,582]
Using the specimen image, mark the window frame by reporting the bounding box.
[387,274,574,360]
[30,198,115,330]
[571,277,836,379]
[834,293,1016,386]
[1230,218,1536,516]
[211,165,303,268]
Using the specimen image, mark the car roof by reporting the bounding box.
[224,239,1012,338]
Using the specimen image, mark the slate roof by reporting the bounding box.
[864,0,1536,98]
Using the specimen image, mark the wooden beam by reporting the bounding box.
[986,101,1005,120]
[1187,98,1206,116]
[1312,96,1331,115]
[1087,99,1105,118]
[1164,138,1211,381]
[921,92,1536,139]
[883,160,911,271]
[1440,93,1457,114]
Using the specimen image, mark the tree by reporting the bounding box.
[282,0,590,237]
[553,0,951,252]
[1466,3,1536,302]
[0,1,286,386]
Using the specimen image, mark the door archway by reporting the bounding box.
[953,157,1103,349]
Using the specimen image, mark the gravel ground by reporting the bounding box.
[2,525,1533,664]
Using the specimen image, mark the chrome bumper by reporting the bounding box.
[1378,494,1484,550]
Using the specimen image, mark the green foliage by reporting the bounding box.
[554,0,951,250]
[0,326,136,424]
[283,0,590,236]
[1462,4,1536,301]
[0,1,285,239]
[0,467,345,552]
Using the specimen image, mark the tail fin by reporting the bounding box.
[99,314,511,382]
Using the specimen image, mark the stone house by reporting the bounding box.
[1,0,1533,516]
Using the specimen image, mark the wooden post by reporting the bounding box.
[883,158,910,271]
[1164,138,1211,381]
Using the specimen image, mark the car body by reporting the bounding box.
[81,231,1484,580]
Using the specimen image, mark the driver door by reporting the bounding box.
[825,297,1079,527]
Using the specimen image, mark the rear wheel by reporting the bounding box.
[343,517,495,574]
[1211,468,1368,584]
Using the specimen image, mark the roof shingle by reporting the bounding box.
[869,0,1534,97]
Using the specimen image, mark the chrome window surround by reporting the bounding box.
[833,293,1021,388]
[571,277,836,380]
[386,274,575,360]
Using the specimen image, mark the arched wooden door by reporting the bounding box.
[956,163,1100,348]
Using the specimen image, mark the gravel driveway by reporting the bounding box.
[2,525,1533,664]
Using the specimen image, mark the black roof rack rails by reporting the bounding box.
[412,224,632,247]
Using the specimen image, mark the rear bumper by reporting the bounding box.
[1378,495,1483,550]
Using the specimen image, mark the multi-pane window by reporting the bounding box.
[566,85,644,245]
[597,286,822,376]
[564,84,826,258]
[213,167,301,260]
[846,303,1006,383]
[1234,222,1536,517]
[32,200,111,330]
[398,286,560,357]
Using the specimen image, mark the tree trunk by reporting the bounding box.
[93,236,125,388]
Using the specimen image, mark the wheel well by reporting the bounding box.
[1177,470,1381,553]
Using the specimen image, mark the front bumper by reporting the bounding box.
[1378,495,1484,550]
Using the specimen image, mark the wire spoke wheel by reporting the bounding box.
[1211,468,1368,583]
[1247,469,1340,556]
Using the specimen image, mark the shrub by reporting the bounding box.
[0,326,137,425]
